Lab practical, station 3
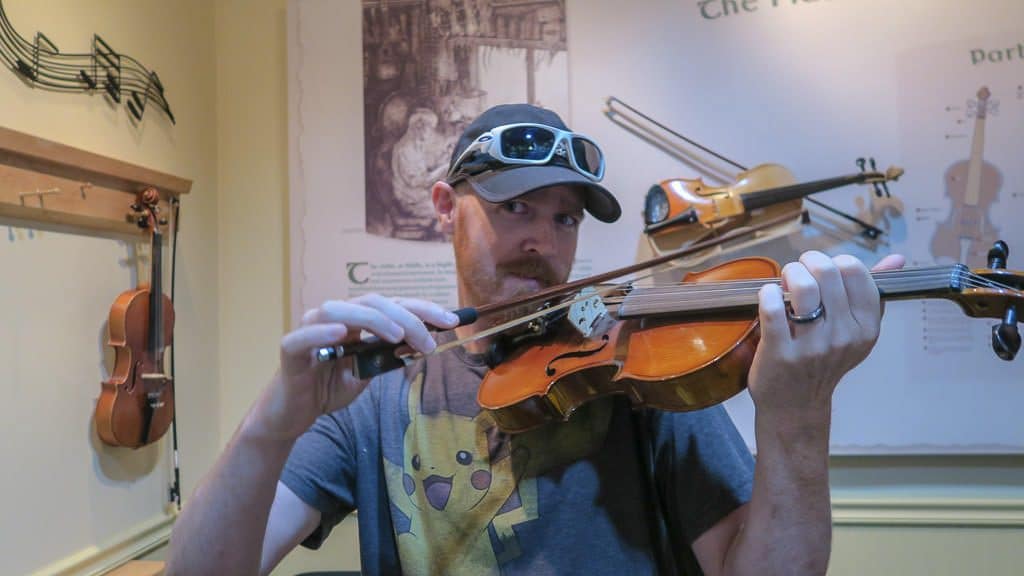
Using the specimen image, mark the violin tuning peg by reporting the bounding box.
[130,203,142,212]
[992,306,1020,361]
[159,218,168,226]
[988,240,1009,269]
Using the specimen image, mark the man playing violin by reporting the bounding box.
[167,104,904,575]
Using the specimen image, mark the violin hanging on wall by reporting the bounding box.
[95,188,175,448]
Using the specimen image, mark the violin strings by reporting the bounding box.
[621,266,959,296]
[432,261,1021,355]
[626,268,1019,298]
[625,271,954,299]
[623,277,1013,308]
[619,268,1022,314]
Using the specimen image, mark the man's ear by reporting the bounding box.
[433,180,457,234]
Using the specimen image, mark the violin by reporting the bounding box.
[326,238,1023,434]
[643,163,902,258]
[602,96,898,267]
[95,189,175,448]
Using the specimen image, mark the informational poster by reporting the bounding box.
[290,0,1024,453]
[897,36,1024,360]
[290,0,571,315]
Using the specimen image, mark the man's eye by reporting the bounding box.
[503,201,527,214]
[557,214,580,228]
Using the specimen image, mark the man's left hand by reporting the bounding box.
[747,251,906,424]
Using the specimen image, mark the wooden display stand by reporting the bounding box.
[0,126,191,240]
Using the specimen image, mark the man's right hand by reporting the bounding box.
[250,293,461,441]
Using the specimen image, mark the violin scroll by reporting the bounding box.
[873,166,904,184]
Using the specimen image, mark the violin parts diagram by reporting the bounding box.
[897,34,1023,364]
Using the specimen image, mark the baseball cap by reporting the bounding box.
[448,104,621,223]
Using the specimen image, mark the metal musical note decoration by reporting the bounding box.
[0,1,175,124]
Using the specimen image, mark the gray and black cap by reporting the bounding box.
[448,103,621,223]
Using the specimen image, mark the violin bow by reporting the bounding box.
[315,209,803,371]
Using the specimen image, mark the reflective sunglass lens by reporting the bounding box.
[502,126,556,160]
[572,137,602,177]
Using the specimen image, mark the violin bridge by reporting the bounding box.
[568,287,608,338]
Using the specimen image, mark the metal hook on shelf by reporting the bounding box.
[19,187,62,209]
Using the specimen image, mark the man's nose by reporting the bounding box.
[521,220,558,256]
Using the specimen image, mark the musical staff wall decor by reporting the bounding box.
[0,1,175,124]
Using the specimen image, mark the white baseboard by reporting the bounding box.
[24,497,1024,575]
[832,497,1024,527]
[29,513,176,576]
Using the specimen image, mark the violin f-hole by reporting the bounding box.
[545,334,610,377]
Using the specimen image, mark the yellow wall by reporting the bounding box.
[0,1,219,574]
[213,0,360,572]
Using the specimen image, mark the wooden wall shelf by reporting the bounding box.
[0,126,191,241]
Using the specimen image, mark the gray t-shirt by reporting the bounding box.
[281,338,754,575]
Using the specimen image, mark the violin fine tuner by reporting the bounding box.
[567,287,608,338]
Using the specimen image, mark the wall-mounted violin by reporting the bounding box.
[95,188,175,448]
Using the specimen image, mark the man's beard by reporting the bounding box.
[454,228,566,308]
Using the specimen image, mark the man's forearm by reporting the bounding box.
[165,415,296,575]
[724,409,833,576]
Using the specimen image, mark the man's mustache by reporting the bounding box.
[497,256,562,287]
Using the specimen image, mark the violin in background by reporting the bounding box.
[640,162,901,268]
[643,162,902,241]
[95,188,175,448]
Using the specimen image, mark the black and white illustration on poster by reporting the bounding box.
[361,0,569,242]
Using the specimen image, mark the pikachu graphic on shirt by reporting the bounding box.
[383,373,613,575]
[383,373,536,575]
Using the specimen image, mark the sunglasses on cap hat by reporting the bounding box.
[446,123,606,183]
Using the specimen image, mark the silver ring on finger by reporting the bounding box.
[788,302,825,324]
